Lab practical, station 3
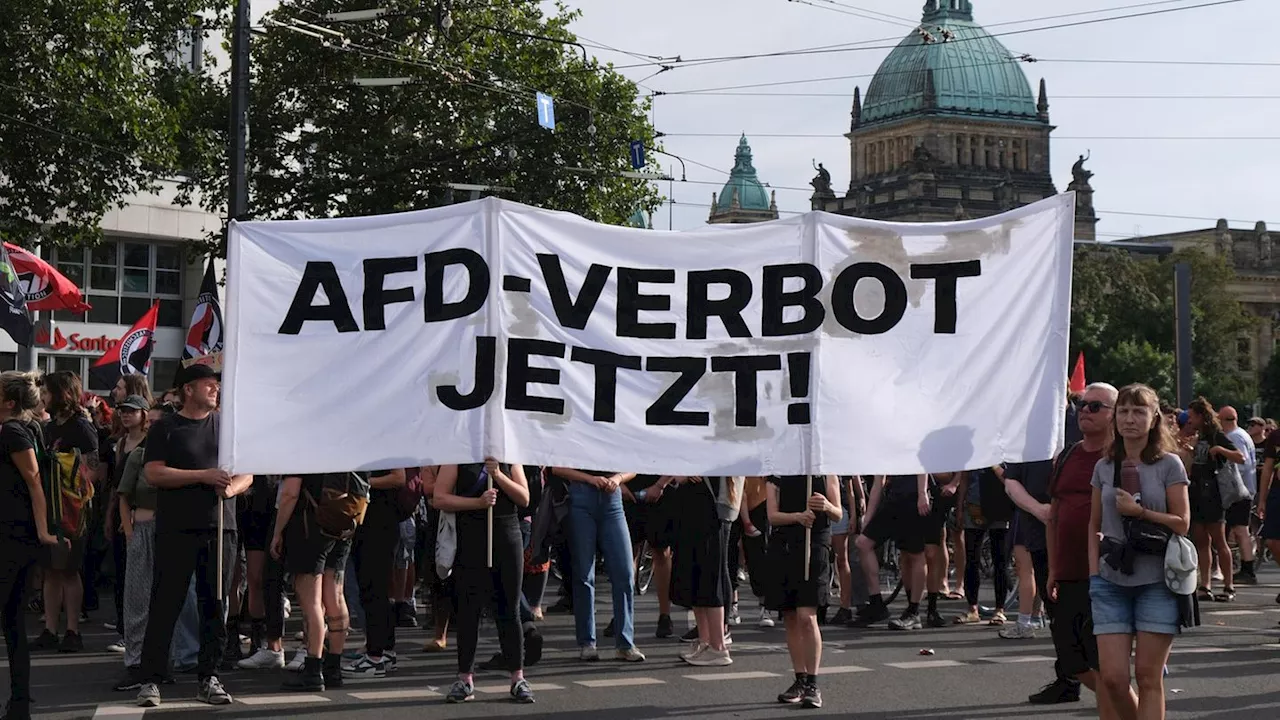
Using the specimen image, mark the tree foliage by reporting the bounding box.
[1071,246,1257,407]
[0,1,225,248]
[190,0,660,234]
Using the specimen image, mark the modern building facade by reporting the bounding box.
[0,181,222,394]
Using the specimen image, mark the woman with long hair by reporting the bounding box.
[30,371,99,654]
[1180,397,1244,601]
[111,397,157,691]
[0,372,63,720]
[1089,384,1190,720]
[433,461,533,704]
[766,474,841,709]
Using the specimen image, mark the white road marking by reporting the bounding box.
[1204,610,1263,616]
[473,682,564,694]
[884,660,966,669]
[977,655,1056,664]
[91,706,145,719]
[348,689,441,700]
[684,670,782,681]
[1170,647,1230,655]
[237,694,330,705]
[820,665,873,674]
[576,677,666,688]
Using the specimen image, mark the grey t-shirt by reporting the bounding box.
[1091,453,1189,587]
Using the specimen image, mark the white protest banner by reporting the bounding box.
[222,194,1073,476]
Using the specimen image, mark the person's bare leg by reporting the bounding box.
[1192,523,1211,590]
[833,536,852,611]
[782,612,804,672]
[926,544,946,596]
[322,569,348,655]
[796,607,821,674]
[704,607,726,652]
[295,574,324,658]
[951,527,966,598]
[653,547,673,616]
[1096,634,1138,720]
[64,570,83,633]
[904,552,926,603]
[854,534,881,597]
[1134,631,1173,720]
[1210,522,1234,591]
[1014,545,1035,621]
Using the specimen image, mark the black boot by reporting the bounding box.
[2,699,31,720]
[284,656,324,692]
[323,654,344,689]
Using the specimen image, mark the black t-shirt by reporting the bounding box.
[883,474,923,501]
[456,463,517,519]
[145,411,234,533]
[0,420,38,544]
[45,415,98,457]
[364,470,401,528]
[1005,460,1053,505]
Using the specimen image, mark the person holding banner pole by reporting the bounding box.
[433,461,532,704]
[553,468,647,664]
[134,364,249,709]
[765,474,841,709]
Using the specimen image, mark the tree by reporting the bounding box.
[1069,246,1258,407]
[0,1,225,248]
[190,0,660,234]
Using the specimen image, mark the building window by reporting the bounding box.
[0,353,15,372]
[51,240,185,328]
[1011,139,1023,171]
[969,135,979,166]
[151,358,181,393]
[955,136,964,165]
[1238,338,1253,370]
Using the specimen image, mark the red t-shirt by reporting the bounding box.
[1050,444,1102,582]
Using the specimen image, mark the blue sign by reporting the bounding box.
[536,92,555,131]
[629,140,645,170]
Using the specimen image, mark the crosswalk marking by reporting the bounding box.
[1169,647,1230,655]
[348,689,441,700]
[1204,610,1263,616]
[977,655,1055,664]
[885,660,966,669]
[685,671,782,681]
[821,665,873,674]
[91,706,144,719]
[474,682,564,694]
[576,677,666,688]
[238,694,330,705]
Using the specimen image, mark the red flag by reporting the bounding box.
[89,301,159,389]
[1069,352,1086,394]
[2,242,91,313]
[183,258,224,360]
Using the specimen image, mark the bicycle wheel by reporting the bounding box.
[635,541,655,595]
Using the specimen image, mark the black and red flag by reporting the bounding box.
[182,258,223,361]
[89,300,159,388]
[2,242,91,313]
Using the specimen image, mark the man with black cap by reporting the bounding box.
[135,364,251,708]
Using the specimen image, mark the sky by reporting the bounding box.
[250,0,1277,238]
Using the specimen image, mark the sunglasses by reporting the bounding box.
[1078,400,1113,414]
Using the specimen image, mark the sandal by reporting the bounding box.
[1215,588,1236,603]
[953,610,980,625]
[1196,587,1215,603]
[945,590,965,601]
[988,611,1007,626]
[422,639,448,652]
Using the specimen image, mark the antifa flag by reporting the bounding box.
[182,258,224,361]
[0,244,34,345]
[2,243,91,313]
[89,300,159,389]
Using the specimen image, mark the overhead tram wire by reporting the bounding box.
[598,0,1245,73]
[810,0,917,23]
[789,0,918,28]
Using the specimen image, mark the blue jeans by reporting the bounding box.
[568,483,635,650]
[171,576,200,669]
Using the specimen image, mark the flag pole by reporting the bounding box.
[804,476,813,581]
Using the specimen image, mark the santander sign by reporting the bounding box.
[66,334,120,353]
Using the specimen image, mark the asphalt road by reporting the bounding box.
[10,567,1280,720]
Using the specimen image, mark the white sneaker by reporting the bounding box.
[723,630,733,646]
[727,602,741,626]
[106,639,126,654]
[579,645,599,662]
[685,646,732,667]
[758,607,775,628]
[999,623,1037,640]
[1211,567,1225,582]
[680,642,706,661]
[293,630,305,641]
[286,648,306,672]
[282,597,292,619]
[616,646,646,663]
[237,648,285,670]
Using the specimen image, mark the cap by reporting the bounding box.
[1248,417,1266,426]
[175,363,220,388]
[1177,411,1189,427]
[118,395,150,411]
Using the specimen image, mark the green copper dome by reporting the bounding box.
[861,0,1040,126]
[716,135,771,211]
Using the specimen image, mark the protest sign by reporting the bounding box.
[222,194,1074,475]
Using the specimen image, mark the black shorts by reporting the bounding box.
[862,497,929,554]
[283,516,342,576]
[1225,498,1253,529]
[1049,579,1099,677]
[923,492,953,546]
[644,493,678,550]
[1263,489,1280,541]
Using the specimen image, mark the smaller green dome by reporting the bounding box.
[716,135,771,211]
[625,208,648,228]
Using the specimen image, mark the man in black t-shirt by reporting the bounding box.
[135,364,250,708]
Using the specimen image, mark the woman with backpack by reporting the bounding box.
[0,372,65,720]
[271,473,362,692]
[432,461,533,704]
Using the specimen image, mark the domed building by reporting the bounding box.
[709,135,779,224]
[816,0,1097,239]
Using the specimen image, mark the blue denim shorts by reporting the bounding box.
[1089,574,1179,636]
[394,518,416,570]
[831,507,851,536]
